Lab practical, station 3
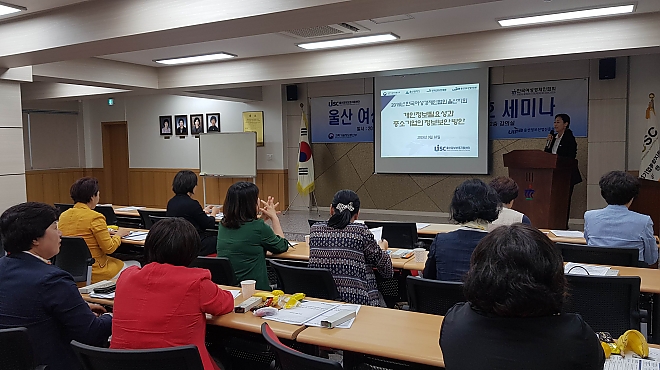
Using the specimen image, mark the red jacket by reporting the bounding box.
[110,263,234,370]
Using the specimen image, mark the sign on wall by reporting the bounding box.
[488,79,588,139]
[310,94,374,143]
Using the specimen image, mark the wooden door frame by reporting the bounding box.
[101,121,128,204]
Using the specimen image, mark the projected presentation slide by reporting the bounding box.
[380,83,479,158]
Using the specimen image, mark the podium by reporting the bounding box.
[630,178,660,235]
[503,150,578,229]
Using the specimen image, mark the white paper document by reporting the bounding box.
[215,213,224,219]
[415,223,430,229]
[550,230,584,238]
[226,289,241,299]
[564,262,618,276]
[263,301,338,326]
[121,231,148,241]
[89,292,115,299]
[604,356,660,370]
[304,304,361,329]
[115,206,145,212]
[370,227,383,241]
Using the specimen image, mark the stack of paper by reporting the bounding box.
[550,230,584,238]
[604,356,660,370]
[115,206,145,212]
[415,223,430,229]
[215,213,224,219]
[564,262,618,276]
[263,301,360,329]
[89,292,115,299]
[121,231,148,241]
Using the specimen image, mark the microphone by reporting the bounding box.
[545,129,555,150]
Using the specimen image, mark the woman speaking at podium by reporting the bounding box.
[544,114,583,223]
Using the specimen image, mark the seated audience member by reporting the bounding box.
[58,177,139,283]
[584,171,658,267]
[308,190,393,307]
[0,202,112,370]
[111,218,234,370]
[423,179,500,282]
[166,170,221,256]
[440,224,605,370]
[216,182,289,290]
[488,176,531,229]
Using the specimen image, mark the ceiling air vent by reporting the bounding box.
[279,22,370,40]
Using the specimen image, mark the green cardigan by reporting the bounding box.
[216,219,289,291]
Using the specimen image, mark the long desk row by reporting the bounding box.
[83,285,446,367]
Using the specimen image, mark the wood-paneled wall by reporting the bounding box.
[26,168,288,210]
[25,168,105,206]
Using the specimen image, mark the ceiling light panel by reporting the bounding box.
[498,4,635,27]
[298,33,399,50]
[154,52,237,65]
[0,2,26,16]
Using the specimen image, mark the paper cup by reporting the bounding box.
[305,234,310,244]
[241,280,256,298]
[413,248,426,263]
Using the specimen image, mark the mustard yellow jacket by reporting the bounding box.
[59,203,124,283]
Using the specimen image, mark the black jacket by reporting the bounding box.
[0,253,112,370]
[440,302,605,370]
[544,128,582,184]
[166,194,216,234]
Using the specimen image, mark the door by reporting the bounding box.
[101,122,129,205]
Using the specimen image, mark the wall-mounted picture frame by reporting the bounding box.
[159,115,173,136]
[206,113,220,132]
[242,111,264,146]
[190,114,204,135]
[174,115,188,136]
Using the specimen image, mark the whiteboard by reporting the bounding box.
[199,132,256,177]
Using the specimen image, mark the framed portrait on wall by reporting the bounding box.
[190,114,204,135]
[206,113,220,132]
[174,115,188,136]
[159,115,172,135]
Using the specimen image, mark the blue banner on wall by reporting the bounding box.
[310,94,374,143]
[489,79,588,139]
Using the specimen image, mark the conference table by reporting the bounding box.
[82,285,446,367]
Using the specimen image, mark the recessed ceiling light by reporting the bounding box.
[0,2,26,16]
[498,4,634,27]
[297,33,399,50]
[154,52,237,65]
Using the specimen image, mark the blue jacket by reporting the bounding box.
[0,253,112,370]
[423,229,488,282]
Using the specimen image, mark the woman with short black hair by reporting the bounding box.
[489,176,531,228]
[423,179,501,282]
[111,218,234,370]
[59,177,138,283]
[166,170,220,256]
[440,224,605,370]
[0,202,112,370]
[308,190,393,306]
[216,181,289,291]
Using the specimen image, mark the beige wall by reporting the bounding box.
[0,81,27,212]
[283,57,639,219]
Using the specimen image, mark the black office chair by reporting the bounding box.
[138,209,167,229]
[557,242,640,267]
[0,327,47,370]
[71,341,204,370]
[308,219,324,228]
[149,215,172,226]
[564,275,642,338]
[364,221,418,249]
[406,276,464,316]
[189,257,238,286]
[94,205,117,226]
[53,236,95,285]
[269,260,340,300]
[261,323,342,370]
[54,203,73,214]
